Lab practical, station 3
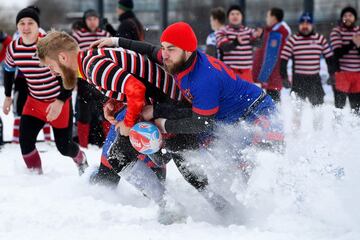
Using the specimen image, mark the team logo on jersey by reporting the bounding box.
[271,39,278,47]
[183,88,193,101]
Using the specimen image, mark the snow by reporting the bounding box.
[1,85,360,240]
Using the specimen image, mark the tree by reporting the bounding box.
[31,0,68,30]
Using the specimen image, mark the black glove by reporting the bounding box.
[0,31,7,43]
[282,77,291,89]
[327,74,335,86]
[101,18,109,28]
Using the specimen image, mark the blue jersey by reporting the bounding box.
[175,50,272,123]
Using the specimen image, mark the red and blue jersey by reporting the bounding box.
[175,50,270,123]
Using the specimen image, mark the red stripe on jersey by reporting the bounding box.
[80,48,183,103]
[5,37,60,100]
[281,33,333,75]
[192,106,219,116]
[72,28,110,51]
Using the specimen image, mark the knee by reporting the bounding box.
[19,134,36,154]
[55,139,78,157]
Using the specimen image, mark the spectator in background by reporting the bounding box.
[216,5,262,83]
[0,31,12,146]
[10,5,51,143]
[205,7,225,58]
[253,7,291,102]
[72,9,110,148]
[280,12,335,130]
[104,0,144,41]
[330,6,360,115]
[0,31,12,63]
[2,7,88,175]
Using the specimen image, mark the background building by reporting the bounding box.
[58,0,359,44]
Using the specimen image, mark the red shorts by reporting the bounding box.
[233,68,253,83]
[335,71,360,93]
[22,96,71,129]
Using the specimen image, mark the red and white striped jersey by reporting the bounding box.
[5,37,61,100]
[330,26,360,72]
[78,48,183,127]
[78,48,183,102]
[72,28,110,51]
[216,25,256,70]
[281,32,333,75]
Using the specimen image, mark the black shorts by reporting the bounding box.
[291,74,324,106]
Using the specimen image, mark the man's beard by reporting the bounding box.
[300,28,312,36]
[59,62,77,90]
[343,20,355,28]
[164,52,187,75]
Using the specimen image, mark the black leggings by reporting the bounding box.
[107,133,209,191]
[141,134,209,191]
[19,109,79,157]
[76,80,104,124]
[333,86,360,114]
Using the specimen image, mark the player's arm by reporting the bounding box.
[153,103,193,120]
[156,78,220,134]
[279,38,293,79]
[2,65,16,115]
[90,58,146,128]
[56,77,73,102]
[116,37,162,64]
[161,112,216,134]
[216,28,239,52]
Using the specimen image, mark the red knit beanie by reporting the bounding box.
[160,22,197,52]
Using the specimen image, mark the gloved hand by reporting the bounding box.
[327,74,335,86]
[101,18,109,28]
[0,31,7,43]
[282,77,291,89]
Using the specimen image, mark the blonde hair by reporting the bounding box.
[37,30,79,61]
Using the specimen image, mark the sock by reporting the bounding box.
[102,120,111,137]
[77,121,90,148]
[42,123,51,141]
[73,149,86,165]
[23,149,42,174]
[12,117,21,143]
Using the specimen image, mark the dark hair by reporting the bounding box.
[227,5,244,17]
[210,7,226,25]
[341,6,357,20]
[269,7,284,22]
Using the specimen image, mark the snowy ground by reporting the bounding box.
[0,84,360,240]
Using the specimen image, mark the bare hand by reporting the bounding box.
[46,100,64,122]
[103,100,117,125]
[90,37,116,49]
[141,105,154,121]
[115,121,131,136]
[3,97,12,115]
[253,27,263,38]
[352,34,360,47]
[154,118,167,133]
